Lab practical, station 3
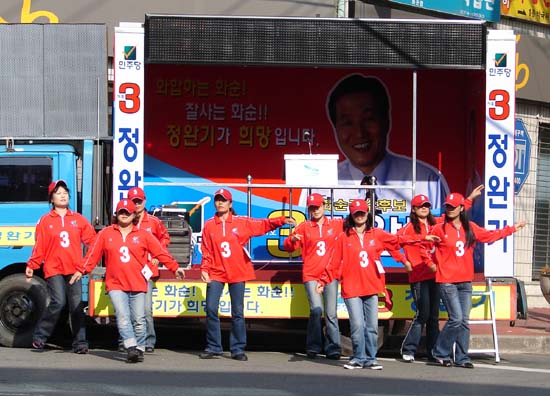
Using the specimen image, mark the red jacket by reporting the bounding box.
[283,217,344,282]
[397,198,473,283]
[138,212,171,277]
[80,224,179,292]
[431,221,516,284]
[27,209,96,278]
[397,221,435,283]
[200,214,287,283]
[320,228,412,299]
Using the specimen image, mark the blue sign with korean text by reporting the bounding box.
[514,118,531,195]
[389,0,500,22]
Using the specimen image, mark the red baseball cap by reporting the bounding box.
[411,194,431,208]
[214,188,232,201]
[349,199,369,214]
[115,199,136,214]
[48,180,68,196]
[307,193,324,208]
[128,186,146,201]
[445,193,465,208]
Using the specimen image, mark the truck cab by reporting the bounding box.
[0,140,80,346]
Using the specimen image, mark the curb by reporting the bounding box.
[381,334,550,355]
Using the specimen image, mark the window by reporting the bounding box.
[0,157,52,202]
[532,123,550,279]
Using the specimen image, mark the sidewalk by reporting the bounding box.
[381,308,550,355]
[469,307,550,354]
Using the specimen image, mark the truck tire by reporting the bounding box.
[0,274,49,348]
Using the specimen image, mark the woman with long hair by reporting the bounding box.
[430,193,525,369]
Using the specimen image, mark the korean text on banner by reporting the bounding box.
[112,24,145,207]
[484,30,516,278]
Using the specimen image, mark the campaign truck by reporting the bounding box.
[0,17,520,348]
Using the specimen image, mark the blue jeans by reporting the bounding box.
[33,275,87,349]
[204,281,246,356]
[304,280,341,356]
[108,290,146,351]
[432,282,472,364]
[344,294,379,366]
[401,279,440,358]
[145,280,156,348]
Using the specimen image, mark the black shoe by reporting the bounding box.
[232,353,248,361]
[199,351,223,359]
[137,349,145,362]
[73,345,89,354]
[326,353,341,360]
[145,347,154,353]
[306,352,317,359]
[32,341,45,351]
[456,361,474,369]
[126,346,140,363]
[435,358,453,367]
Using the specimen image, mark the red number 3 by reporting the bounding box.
[488,89,510,121]
[118,83,141,114]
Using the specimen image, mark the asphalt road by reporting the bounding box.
[0,346,549,396]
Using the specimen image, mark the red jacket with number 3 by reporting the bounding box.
[200,214,288,283]
[320,228,412,299]
[283,217,344,282]
[431,221,516,284]
[80,224,180,292]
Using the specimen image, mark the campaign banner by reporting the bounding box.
[90,280,515,320]
[501,0,550,25]
[484,30,516,277]
[143,65,488,269]
[112,24,145,206]
[389,0,500,22]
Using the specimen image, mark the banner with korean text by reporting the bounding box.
[112,23,145,207]
[484,30,516,277]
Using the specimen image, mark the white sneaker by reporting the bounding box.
[402,354,415,362]
[364,362,383,370]
[343,361,364,370]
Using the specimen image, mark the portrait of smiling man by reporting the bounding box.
[322,73,449,211]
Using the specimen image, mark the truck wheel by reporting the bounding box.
[0,274,49,347]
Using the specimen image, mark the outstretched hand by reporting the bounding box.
[425,235,441,243]
[467,184,485,201]
[515,220,527,231]
[284,217,297,226]
[175,268,185,280]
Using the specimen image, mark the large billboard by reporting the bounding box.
[142,64,489,268]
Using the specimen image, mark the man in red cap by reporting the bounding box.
[283,193,342,360]
[199,188,296,361]
[26,180,96,353]
[126,186,171,354]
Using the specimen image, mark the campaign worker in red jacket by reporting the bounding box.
[126,186,171,354]
[398,185,483,363]
[283,193,342,360]
[430,192,526,369]
[199,188,296,361]
[70,199,185,363]
[26,180,96,353]
[317,199,436,370]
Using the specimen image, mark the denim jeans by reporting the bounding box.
[344,294,379,366]
[304,279,341,356]
[204,281,246,356]
[33,275,87,349]
[144,279,156,348]
[401,279,440,358]
[108,290,146,351]
[432,282,472,364]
